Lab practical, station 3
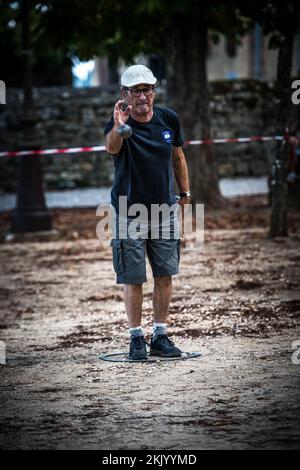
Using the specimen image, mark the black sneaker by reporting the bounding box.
[150,334,182,357]
[128,335,148,361]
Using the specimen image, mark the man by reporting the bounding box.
[104,64,190,360]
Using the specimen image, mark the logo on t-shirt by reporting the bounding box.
[162,129,173,144]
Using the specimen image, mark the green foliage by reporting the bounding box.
[236,0,300,49]
[0,0,255,74]
[0,1,72,85]
[1,0,298,84]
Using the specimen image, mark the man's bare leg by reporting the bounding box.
[151,275,181,356]
[124,284,143,328]
[124,284,148,360]
[153,275,172,323]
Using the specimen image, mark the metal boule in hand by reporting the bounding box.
[117,124,132,139]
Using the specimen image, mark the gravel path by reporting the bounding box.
[0,225,300,449]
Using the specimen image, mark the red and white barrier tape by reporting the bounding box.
[185,136,283,145]
[0,145,106,158]
[0,135,284,158]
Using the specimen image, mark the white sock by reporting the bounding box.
[153,322,167,338]
[129,326,143,338]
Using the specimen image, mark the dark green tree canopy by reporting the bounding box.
[2,0,299,86]
[1,0,254,84]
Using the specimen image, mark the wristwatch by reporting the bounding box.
[179,190,191,198]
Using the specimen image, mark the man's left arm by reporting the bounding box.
[172,146,190,203]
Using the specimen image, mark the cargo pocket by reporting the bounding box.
[177,238,181,263]
[110,239,125,274]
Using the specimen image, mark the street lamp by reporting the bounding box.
[11,0,52,233]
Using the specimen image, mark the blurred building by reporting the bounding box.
[73,57,119,88]
[208,26,300,82]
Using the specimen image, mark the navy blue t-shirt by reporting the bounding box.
[104,106,184,213]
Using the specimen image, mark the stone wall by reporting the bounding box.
[210,79,278,177]
[0,80,281,192]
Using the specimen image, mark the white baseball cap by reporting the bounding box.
[120,64,157,88]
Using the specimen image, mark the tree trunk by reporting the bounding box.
[269,28,295,237]
[165,18,225,209]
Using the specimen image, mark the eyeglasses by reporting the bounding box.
[128,87,155,97]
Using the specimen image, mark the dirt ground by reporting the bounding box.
[0,195,300,450]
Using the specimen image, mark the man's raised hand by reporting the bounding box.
[114,100,133,139]
[114,100,132,127]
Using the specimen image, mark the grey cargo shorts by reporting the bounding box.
[110,210,181,284]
